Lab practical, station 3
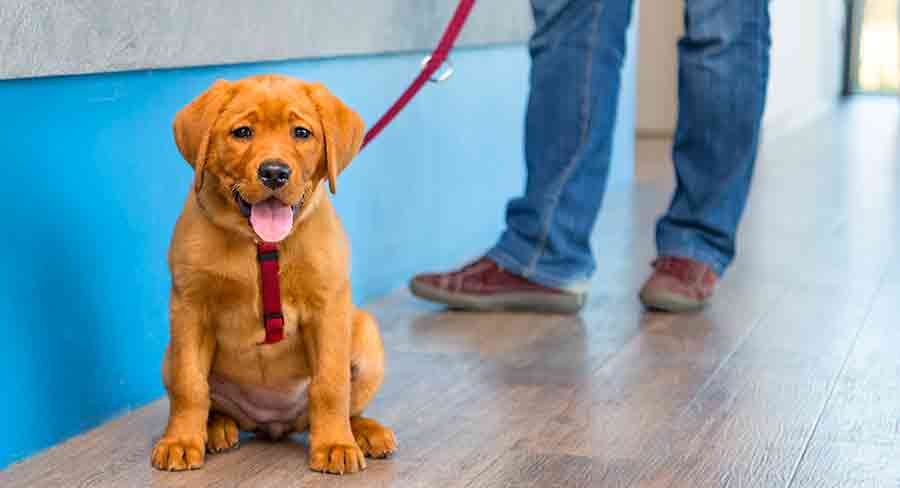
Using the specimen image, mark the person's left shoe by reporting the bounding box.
[639,256,718,312]
[409,257,586,313]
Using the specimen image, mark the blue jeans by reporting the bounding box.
[488,0,771,291]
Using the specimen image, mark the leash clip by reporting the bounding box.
[421,55,454,83]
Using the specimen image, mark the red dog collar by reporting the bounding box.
[257,242,284,344]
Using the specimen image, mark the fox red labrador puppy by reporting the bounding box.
[152,75,395,475]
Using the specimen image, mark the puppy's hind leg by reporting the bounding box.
[349,309,397,458]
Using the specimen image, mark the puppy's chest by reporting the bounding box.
[216,299,304,348]
[209,268,313,348]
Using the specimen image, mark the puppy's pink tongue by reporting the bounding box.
[249,198,293,242]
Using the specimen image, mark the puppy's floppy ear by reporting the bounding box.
[173,80,232,193]
[304,82,365,194]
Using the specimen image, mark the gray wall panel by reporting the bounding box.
[0,1,533,80]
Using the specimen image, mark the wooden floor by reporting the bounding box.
[4,98,900,487]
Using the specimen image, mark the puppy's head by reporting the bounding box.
[173,75,364,242]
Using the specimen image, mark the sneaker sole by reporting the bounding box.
[409,280,586,314]
[638,288,707,313]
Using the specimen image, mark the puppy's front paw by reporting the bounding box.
[207,413,240,453]
[151,435,206,471]
[351,416,397,459]
[309,442,367,475]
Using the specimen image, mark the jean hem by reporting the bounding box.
[654,244,728,277]
[487,247,592,293]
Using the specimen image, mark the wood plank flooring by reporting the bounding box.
[3,97,898,487]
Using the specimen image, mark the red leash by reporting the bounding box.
[361,0,477,149]
[257,0,476,344]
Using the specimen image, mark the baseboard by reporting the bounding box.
[760,98,838,143]
[637,98,839,145]
[636,128,674,139]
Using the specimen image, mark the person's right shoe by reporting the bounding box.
[409,257,586,314]
[638,256,718,312]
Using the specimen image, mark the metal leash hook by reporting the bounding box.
[361,0,475,148]
[421,55,454,83]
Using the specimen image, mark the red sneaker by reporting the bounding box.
[639,256,718,312]
[409,257,586,313]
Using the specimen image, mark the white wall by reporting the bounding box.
[0,0,534,80]
[764,0,847,131]
[636,0,847,136]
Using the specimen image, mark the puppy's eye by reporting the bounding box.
[293,127,311,139]
[231,126,253,139]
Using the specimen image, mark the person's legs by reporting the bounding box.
[655,0,771,275]
[409,0,635,312]
[640,0,770,312]
[486,0,636,292]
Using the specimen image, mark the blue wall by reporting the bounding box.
[0,42,635,467]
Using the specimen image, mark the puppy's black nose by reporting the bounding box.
[257,160,292,190]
